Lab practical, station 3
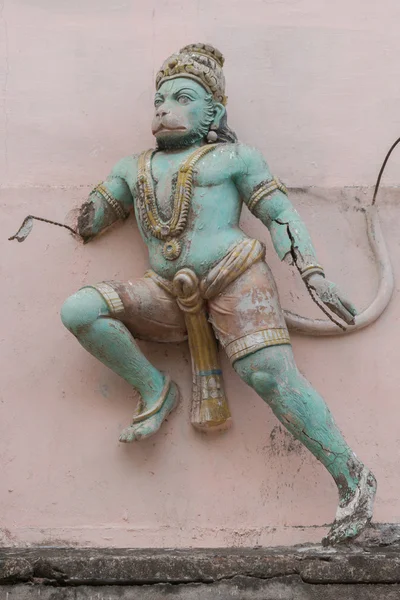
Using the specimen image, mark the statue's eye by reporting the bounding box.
[154,98,163,108]
[178,95,191,105]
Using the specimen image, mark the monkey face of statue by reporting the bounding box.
[152,78,226,149]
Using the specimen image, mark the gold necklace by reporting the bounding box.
[137,144,218,260]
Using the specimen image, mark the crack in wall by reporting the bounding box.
[5,572,302,588]
[7,572,400,588]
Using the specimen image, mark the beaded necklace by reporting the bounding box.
[136,144,218,260]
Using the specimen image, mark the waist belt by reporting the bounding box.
[145,238,265,431]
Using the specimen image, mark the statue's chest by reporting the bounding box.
[150,154,225,215]
[150,163,179,216]
[135,146,237,258]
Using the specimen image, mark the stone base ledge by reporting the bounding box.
[1,529,400,589]
[1,579,400,600]
[2,524,400,598]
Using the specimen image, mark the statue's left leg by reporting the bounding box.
[208,258,376,545]
[234,344,376,545]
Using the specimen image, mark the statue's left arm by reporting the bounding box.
[234,144,357,324]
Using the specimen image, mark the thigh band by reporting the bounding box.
[224,327,291,364]
[84,282,125,316]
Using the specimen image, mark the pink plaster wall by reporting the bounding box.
[1,0,400,548]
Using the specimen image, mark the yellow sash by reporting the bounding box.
[145,238,265,430]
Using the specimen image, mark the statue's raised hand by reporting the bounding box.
[307,273,357,325]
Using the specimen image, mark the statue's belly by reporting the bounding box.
[147,227,250,280]
[135,183,247,279]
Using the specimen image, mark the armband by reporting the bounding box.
[247,177,288,213]
[92,183,128,221]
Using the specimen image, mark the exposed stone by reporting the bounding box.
[0,558,33,582]
[302,552,400,583]
[2,578,400,600]
[1,544,400,587]
[355,523,400,547]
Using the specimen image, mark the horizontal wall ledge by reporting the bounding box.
[1,527,400,587]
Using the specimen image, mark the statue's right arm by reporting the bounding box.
[76,156,135,243]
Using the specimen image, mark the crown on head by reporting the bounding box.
[155,43,227,105]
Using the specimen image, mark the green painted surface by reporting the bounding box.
[61,74,373,544]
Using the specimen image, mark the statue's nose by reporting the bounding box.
[156,108,169,118]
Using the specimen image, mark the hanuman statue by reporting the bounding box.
[59,43,376,545]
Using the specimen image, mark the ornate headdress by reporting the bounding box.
[155,43,227,106]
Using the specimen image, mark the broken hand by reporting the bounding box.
[307,273,357,325]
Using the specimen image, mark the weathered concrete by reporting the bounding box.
[2,578,400,600]
[2,543,400,591]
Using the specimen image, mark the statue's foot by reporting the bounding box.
[322,467,377,546]
[119,377,180,443]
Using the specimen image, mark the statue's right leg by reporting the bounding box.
[60,278,186,441]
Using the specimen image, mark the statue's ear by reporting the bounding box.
[212,103,226,128]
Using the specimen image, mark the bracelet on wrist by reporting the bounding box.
[300,264,325,281]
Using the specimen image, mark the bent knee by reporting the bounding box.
[234,346,295,386]
[60,287,109,334]
[234,359,278,395]
[249,371,279,396]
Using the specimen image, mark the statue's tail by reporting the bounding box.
[284,206,394,335]
[284,136,400,336]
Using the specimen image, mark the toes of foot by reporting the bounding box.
[118,394,177,444]
[119,425,152,443]
[322,536,332,547]
[131,425,151,440]
[323,519,367,546]
[119,427,137,443]
[322,532,342,547]
[322,527,342,546]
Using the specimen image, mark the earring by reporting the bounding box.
[207,124,218,143]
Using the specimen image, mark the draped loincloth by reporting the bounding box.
[86,238,290,430]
